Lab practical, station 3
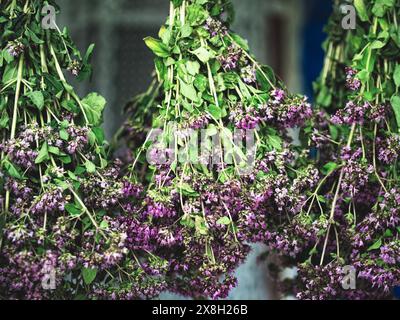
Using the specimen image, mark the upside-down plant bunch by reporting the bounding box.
[280,0,400,299]
[126,0,317,299]
[0,0,171,300]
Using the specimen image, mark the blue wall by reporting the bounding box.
[301,0,332,98]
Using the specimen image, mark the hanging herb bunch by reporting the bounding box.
[313,0,354,115]
[128,0,317,299]
[282,0,400,300]
[0,0,170,300]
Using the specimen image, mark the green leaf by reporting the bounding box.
[357,70,370,84]
[180,215,195,228]
[2,63,17,83]
[82,268,97,285]
[216,216,231,225]
[208,104,222,120]
[322,162,338,175]
[394,64,400,87]
[83,44,95,64]
[192,47,214,63]
[59,129,69,141]
[267,135,282,151]
[100,220,109,230]
[81,93,106,126]
[354,0,369,22]
[316,85,332,107]
[180,80,199,102]
[91,127,105,145]
[329,125,339,141]
[35,142,49,164]
[195,216,208,236]
[368,238,382,251]
[61,100,79,113]
[171,0,184,6]
[230,33,249,51]
[3,160,23,179]
[0,110,9,129]
[390,95,400,129]
[178,183,199,197]
[383,229,393,238]
[180,24,193,38]
[159,26,171,45]
[144,37,170,58]
[26,28,44,44]
[370,40,385,49]
[372,0,395,17]
[65,204,82,216]
[2,49,13,64]
[85,160,96,173]
[194,74,208,92]
[186,60,200,76]
[48,146,63,156]
[186,4,208,26]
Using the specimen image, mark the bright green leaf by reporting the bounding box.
[394,64,400,87]
[82,268,97,285]
[35,142,49,164]
[368,238,382,251]
[27,91,44,110]
[144,37,170,58]
[81,93,106,126]
[216,216,231,225]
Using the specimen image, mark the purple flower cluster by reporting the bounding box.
[331,101,387,125]
[229,104,260,130]
[204,17,228,37]
[6,40,25,57]
[143,200,176,219]
[0,123,89,170]
[341,149,374,197]
[65,126,89,154]
[331,101,368,125]
[377,135,400,164]
[295,263,394,300]
[0,249,72,300]
[189,114,210,130]
[228,91,313,130]
[30,187,66,215]
[259,92,313,128]
[241,65,257,84]
[345,67,361,91]
[218,45,242,71]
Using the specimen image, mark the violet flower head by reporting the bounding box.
[218,45,242,71]
[241,65,256,84]
[271,89,286,105]
[6,40,25,57]
[345,67,361,91]
[204,17,227,37]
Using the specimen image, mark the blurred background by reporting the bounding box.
[58,0,332,300]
